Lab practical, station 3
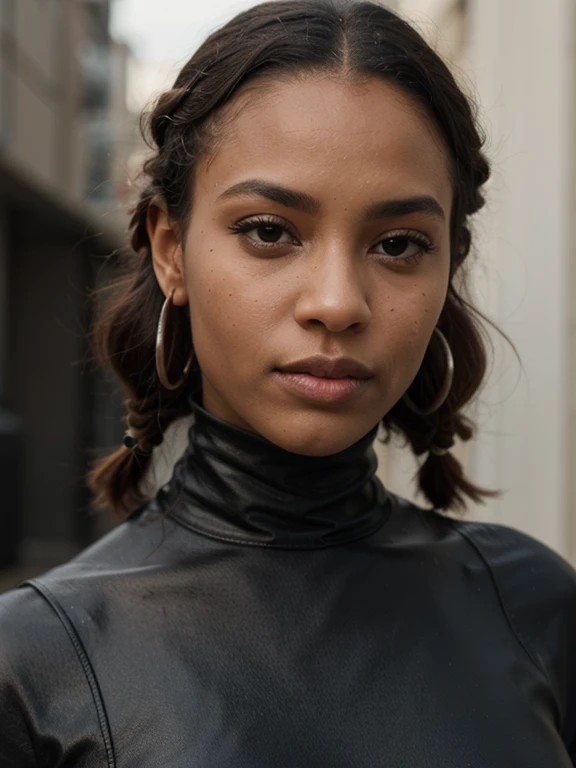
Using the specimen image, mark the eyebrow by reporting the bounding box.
[217,179,446,222]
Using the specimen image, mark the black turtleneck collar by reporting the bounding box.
[158,391,391,549]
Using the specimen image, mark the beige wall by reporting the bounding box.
[569,9,576,564]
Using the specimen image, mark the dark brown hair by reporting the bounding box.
[88,0,504,518]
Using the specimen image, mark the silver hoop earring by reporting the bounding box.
[402,327,454,417]
[155,289,194,391]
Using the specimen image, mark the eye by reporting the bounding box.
[373,230,435,264]
[228,216,298,248]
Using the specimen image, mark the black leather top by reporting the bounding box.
[2,395,576,767]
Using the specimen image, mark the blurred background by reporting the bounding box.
[0,0,574,589]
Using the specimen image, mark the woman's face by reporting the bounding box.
[150,75,453,455]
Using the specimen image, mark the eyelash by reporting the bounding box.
[227,215,436,265]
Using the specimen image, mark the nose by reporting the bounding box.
[293,245,372,333]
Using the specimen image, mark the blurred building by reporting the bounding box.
[0,0,135,570]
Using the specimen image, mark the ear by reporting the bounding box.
[146,198,187,306]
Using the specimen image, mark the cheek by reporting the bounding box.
[183,246,277,371]
[380,282,447,379]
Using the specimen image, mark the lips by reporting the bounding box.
[275,355,374,379]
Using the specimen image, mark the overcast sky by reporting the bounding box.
[110,0,436,62]
[110,0,258,109]
[111,0,256,62]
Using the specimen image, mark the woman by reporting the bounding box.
[1,0,575,765]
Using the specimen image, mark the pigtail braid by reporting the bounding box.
[87,182,196,519]
[383,288,503,512]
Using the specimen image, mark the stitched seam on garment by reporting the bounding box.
[23,579,116,768]
[167,508,391,549]
[451,522,554,690]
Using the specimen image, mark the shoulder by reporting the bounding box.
[0,582,80,693]
[453,518,576,608]
[389,500,576,609]
[452,518,576,739]
[0,585,85,764]
[0,583,72,673]
[0,583,114,765]
[451,518,576,635]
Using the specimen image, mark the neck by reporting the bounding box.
[158,392,391,549]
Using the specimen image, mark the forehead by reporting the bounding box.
[195,75,453,213]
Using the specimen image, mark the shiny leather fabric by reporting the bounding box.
[2,395,576,767]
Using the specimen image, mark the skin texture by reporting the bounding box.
[147,74,453,456]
